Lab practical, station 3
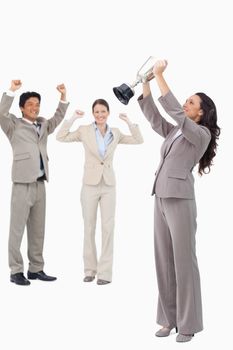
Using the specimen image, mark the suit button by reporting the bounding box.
[100,162,104,165]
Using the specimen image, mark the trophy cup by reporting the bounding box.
[113,56,156,105]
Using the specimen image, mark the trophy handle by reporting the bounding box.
[137,56,155,83]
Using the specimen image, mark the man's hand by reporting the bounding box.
[56,83,67,101]
[10,80,22,92]
[56,83,66,95]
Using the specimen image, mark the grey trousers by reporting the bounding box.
[80,179,116,281]
[8,181,46,274]
[154,197,203,334]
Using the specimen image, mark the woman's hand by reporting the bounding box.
[69,109,85,123]
[153,60,168,76]
[152,60,170,97]
[146,71,154,82]
[72,109,85,119]
[119,113,132,126]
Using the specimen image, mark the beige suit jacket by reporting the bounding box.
[0,93,69,183]
[138,91,211,199]
[56,121,143,185]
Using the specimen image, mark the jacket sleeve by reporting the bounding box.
[118,124,144,144]
[138,93,175,138]
[47,101,70,135]
[0,93,16,139]
[159,90,211,148]
[56,119,83,142]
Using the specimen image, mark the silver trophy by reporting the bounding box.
[113,56,156,105]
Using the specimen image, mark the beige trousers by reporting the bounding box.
[9,181,46,274]
[80,179,116,281]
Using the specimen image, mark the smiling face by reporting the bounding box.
[92,103,109,126]
[20,97,40,122]
[183,95,203,123]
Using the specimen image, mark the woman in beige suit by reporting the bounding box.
[138,60,220,342]
[56,99,143,285]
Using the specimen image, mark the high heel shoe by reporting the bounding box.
[176,333,194,342]
[155,326,178,337]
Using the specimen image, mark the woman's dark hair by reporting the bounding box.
[19,92,41,108]
[92,99,109,112]
[196,92,221,175]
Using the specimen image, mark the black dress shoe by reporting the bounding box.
[27,270,57,281]
[10,272,31,286]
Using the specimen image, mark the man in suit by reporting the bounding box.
[0,80,69,285]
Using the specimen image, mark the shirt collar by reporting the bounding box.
[22,117,34,124]
[93,122,111,134]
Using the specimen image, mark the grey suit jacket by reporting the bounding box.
[0,93,69,183]
[56,122,143,186]
[138,91,211,199]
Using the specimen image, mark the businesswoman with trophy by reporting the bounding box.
[137,60,220,342]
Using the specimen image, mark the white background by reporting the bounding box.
[0,0,232,349]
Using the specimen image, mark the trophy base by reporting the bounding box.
[113,83,135,105]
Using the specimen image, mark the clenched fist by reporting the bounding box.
[10,80,22,92]
[72,109,85,118]
[152,60,168,76]
[56,83,66,95]
[56,83,67,101]
[119,113,132,125]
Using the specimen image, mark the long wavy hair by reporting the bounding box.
[196,92,220,175]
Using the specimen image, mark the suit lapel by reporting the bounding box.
[87,124,102,160]
[163,127,182,158]
[103,129,117,159]
[38,123,46,139]
[20,118,42,138]
[86,124,116,160]
[36,117,45,139]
